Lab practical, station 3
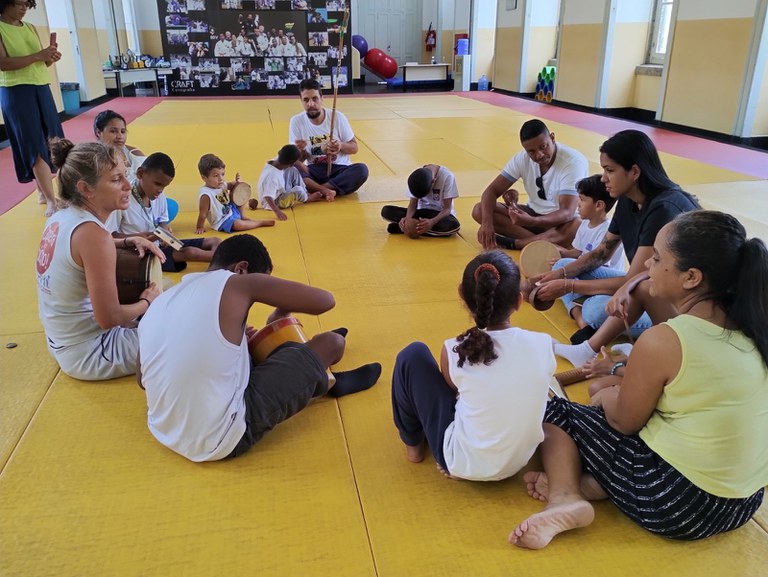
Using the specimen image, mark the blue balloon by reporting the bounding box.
[352,34,368,58]
[166,197,179,222]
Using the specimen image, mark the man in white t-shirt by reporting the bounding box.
[288,78,369,199]
[473,119,588,250]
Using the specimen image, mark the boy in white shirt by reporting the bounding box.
[257,145,324,221]
[196,153,274,234]
[550,174,626,343]
[110,153,221,272]
[381,164,461,238]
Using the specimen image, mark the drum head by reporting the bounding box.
[231,182,252,207]
[148,254,163,292]
[519,240,560,278]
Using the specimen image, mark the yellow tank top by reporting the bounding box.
[0,21,48,87]
[639,315,768,498]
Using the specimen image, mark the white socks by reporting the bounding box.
[553,340,598,368]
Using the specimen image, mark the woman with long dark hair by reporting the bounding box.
[510,211,768,548]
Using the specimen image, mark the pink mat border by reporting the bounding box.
[3,92,766,216]
[460,91,768,179]
[0,97,163,216]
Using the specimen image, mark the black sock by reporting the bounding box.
[328,362,381,397]
[331,327,348,338]
[495,234,516,250]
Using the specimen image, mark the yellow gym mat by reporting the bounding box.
[1,94,766,577]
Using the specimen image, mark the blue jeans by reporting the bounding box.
[552,258,652,339]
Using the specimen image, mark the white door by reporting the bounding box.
[357,0,423,80]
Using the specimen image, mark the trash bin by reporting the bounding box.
[59,82,80,113]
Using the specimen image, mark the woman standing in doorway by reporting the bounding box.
[0,0,64,216]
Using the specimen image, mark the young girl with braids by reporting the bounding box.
[391,250,556,480]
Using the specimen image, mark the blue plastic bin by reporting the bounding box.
[60,82,80,113]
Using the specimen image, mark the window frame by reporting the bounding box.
[647,0,674,65]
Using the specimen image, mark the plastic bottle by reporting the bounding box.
[478,74,489,91]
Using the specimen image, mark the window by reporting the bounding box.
[647,0,674,64]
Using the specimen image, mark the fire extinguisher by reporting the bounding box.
[425,22,436,52]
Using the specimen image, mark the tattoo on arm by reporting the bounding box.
[576,236,620,274]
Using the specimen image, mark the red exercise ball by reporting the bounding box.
[364,48,385,69]
[378,54,398,79]
[364,48,398,79]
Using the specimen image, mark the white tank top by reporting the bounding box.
[139,270,249,462]
[37,207,107,348]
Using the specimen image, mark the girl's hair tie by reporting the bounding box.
[474,263,500,282]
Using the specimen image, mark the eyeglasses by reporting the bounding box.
[535,176,546,200]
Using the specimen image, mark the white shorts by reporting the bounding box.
[49,327,139,381]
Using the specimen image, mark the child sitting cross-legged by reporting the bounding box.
[381,164,461,238]
[257,144,325,221]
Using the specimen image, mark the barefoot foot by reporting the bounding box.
[406,441,426,463]
[44,201,55,217]
[436,462,454,479]
[523,471,549,501]
[523,471,607,502]
[508,500,595,549]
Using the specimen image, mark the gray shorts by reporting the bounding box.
[229,342,329,457]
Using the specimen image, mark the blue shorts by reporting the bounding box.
[219,204,242,233]
[160,238,205,272]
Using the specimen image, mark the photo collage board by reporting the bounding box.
[160,0,352,96]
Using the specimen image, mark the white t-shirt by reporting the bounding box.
[289,108,355,166]
[408,165,459,215]
[442,327,556,481]
[501,142,587,215]
[108,187,169,235]
[139,270,249,462]
[199,185,232,231]
[572,218,626,270]
[257,163,284,202]
[258,162,309,206]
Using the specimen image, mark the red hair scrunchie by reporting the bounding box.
[474,263,500,282]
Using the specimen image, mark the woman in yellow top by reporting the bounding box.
[509,210,768,549]
[0,0,63,216]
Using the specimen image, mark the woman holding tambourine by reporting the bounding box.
[36,139,164,381]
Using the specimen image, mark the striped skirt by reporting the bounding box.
[545,397,764,540]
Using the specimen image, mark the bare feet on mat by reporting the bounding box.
[406,440,426,463]
[524,471,608,502]
[524,471,549,501]
[508,500,595,549]
[436,462,454,479]
[44,201,55,217]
